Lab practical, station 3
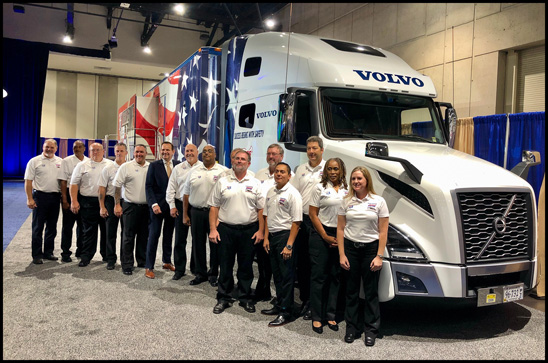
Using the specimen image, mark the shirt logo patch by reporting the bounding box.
[213,175,218,181]
[367,203,377,210]
[198,175,202,179]
[279,197,286,206]
[245,186,253,192]
[227,186,232,190]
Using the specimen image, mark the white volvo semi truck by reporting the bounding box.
[137,32,539,307]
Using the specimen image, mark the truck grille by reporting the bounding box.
[457,192,533,263]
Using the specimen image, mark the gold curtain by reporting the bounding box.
[453,117,474,155]
[401,123,412,135]
[534,175,545,297]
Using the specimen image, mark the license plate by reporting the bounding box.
[503,284,524,303]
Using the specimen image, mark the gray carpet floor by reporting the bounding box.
[3,212,546,360]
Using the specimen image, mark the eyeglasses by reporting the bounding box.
[202,149,214,153]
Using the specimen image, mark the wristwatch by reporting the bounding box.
[285,245,293,251]
[377,254,384,259]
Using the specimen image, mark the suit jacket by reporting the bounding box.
[145,159,180,212]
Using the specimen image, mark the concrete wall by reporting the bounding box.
[277,3,545,117]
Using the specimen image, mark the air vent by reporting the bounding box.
[378,171,433,216]
[94,66,112,71]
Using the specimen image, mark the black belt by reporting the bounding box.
[345,238,378,248]
[219,221,258,230]
[33,190,60,195]
[80,195,98,200]
[269,230,289,237]
[125,201,148,206]
[191,205,209,211]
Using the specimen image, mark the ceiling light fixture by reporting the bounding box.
[143,45,151,54]
[265,18,276,29]
[173,4,184,15]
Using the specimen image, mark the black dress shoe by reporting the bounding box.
[261,306,280,316]
[312,321,323,334]
[303,309,312,320]
[328,322,339,332]
[189,277,207,285]
[78,260,90,267]
[239,301,256,313]
[365,336,376,347]
[213,301,231,314]
[61,256,72,263]
[106,262,115,270]
[268,313,290,327]
[44,255,58,261]
[208,277,218,287]
[123,269,133,275]
[32,258,43,265]
[344,332,361,344]
[172,271,185,280]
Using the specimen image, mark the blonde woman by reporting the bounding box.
[337,166,389,347]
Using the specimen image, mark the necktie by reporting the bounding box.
[166,161,172,178]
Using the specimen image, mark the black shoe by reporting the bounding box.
[189,277,207,286]
[44,255,58,261]
[137,263,145,268]
[32,258,43,265]
[312,321,323,334]
[61,256,72,263]
[365,336,376,347]
[239,301,256,313]
[213,301,231,314]
[106,262,115,270]
[123,269,133,275]
[208,277,218,287]
[327,322,339,332]
[261,306,280,316]
[302,309,312,320]
[78,260,90,267]
[172,272,185,280]
[344,332,361,344]
[299,301,310,316]
[268,313,290,327]
[269,297,278,305]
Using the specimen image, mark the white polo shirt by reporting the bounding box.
[338,193,389,243]
[219,167,255,179]
[113,159,150,204]
[98,161,124,198]
[70,158,113,197]
[256,166,295,197]
[183,163,228,208]
[58,154,89,183]
[207,171,265,225]
[264,182,302,233]
[309,182,348,228]
[24,153,63,193]
[166,160,203,209]
[290,159,326,215]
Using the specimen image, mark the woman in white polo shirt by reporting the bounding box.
[308,157,348,334]
[337,166,389,347]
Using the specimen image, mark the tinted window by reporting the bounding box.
[244,57,262,77]
[321,39,385,57]
[239,103,255,128]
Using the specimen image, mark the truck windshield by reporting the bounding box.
[320,88,446,144]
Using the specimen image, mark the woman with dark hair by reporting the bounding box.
[337,166,389,347]
[308,158,348,334]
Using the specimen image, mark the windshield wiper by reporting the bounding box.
[399,134,435,143]
[331,132,377,140]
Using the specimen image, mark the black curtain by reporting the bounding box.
[3,38,50,179]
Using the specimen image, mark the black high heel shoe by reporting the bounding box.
[327,321,339,332]
[312,321,323,334]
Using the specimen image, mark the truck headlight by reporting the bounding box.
[387,225,427,262]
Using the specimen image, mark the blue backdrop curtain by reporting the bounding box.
[506,112,545,203]
[473,114,508,167]
[3,38,50,179]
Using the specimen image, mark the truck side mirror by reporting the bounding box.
[366,142,389,157]
[444,107,457,148]
[278,93,296,143]
[510,150,541,180]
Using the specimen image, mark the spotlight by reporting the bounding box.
[143,45,151,54]
[108,35,118,48]
[265,18,276,29]
[63,34,73,44]
[173,4,184,15]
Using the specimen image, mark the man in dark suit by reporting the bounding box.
[144,141,180,279]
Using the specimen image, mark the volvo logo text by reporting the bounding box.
[353,70,425,87]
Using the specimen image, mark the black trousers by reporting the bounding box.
[216,221,258,304]
[104,196,124,264]
[173,199,190,274]
[269,230,297,312]
[190,206,219,280]
[121,202,149,270]
[31,191,60,259]
[295,214,312,303]
[309,225,341,322]
[60,192,83,258]
[344,239,381,339]
[145,204,175,270]
[78,196,106,262]
[253,237,273,299]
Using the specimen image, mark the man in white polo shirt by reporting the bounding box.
[208,149,264,315]
[182,144,227,287]
[58,140,88,262]
[70,142,113,267]
[166,143,202,280]
[98,142,128,270]
[24,138,63,264]
[113,144,150,276]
